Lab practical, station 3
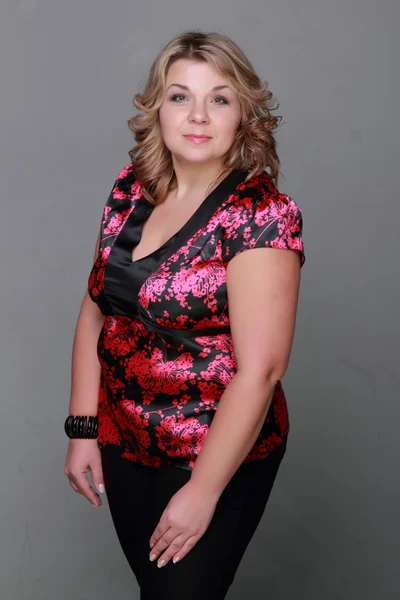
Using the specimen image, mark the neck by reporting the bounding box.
[171,159,230,202]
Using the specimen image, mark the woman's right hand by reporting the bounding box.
[64,438,105,508]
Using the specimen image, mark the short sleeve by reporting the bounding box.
[221,192,305,267]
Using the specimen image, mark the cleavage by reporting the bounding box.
[131,195,204,263]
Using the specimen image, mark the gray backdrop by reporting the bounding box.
[0,1,398,598]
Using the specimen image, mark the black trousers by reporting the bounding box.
[100,441,287,600]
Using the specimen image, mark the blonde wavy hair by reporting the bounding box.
[127,29,282,205]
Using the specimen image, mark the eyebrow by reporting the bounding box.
[166,83,231,92]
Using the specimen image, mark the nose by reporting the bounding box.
[188,100,210,124]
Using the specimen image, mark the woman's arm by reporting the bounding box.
[189,246,301,499]
[69,231,105,417]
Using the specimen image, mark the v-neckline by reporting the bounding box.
[129,168,248,265]
[130,200,177,265]
[102,167,250,317]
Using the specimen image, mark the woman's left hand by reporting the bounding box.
[149,480,220,568]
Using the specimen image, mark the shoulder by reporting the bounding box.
[106,161,142,205]
[221,171,305,266]
[221,170,304,228]
[115,161,135,182]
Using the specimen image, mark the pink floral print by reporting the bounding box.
[88,162,305,471]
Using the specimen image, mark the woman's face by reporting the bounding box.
[158,59,242,168]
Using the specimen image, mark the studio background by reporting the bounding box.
[0,1,398,598]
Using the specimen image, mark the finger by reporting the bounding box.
[67,478,81,493]
[149,517,171,549]
[149,527,176,562]
[91,458,106,495]
[71,472,102,507]
[154,533,187,568]
[169,534,200,565]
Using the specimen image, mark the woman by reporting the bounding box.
[64,30,305,599]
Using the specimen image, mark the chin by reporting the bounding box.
[173,151,216,164]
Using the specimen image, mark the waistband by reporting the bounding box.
[136,303,231,338]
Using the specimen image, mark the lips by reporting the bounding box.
[183,134,212,144]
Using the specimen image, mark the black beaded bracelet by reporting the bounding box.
[64,415,98,439]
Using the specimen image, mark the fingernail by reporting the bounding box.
[98,484,105,493]
[149,541,155,549]
[93,504,101,509]
[173,556,180,564]
[149,554,157,562]
[157,560,165,568]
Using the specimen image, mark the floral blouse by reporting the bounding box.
[88,162,305,471]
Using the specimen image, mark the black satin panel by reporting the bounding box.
[103,196,153,317]
[103,169,249,323]
[96,288,115,316]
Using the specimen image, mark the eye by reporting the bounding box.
[214,96,229,105]
[169,94,229,105]
[170,94,187,102]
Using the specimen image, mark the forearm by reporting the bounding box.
[189,371,278,499]
[69,294,105,416]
